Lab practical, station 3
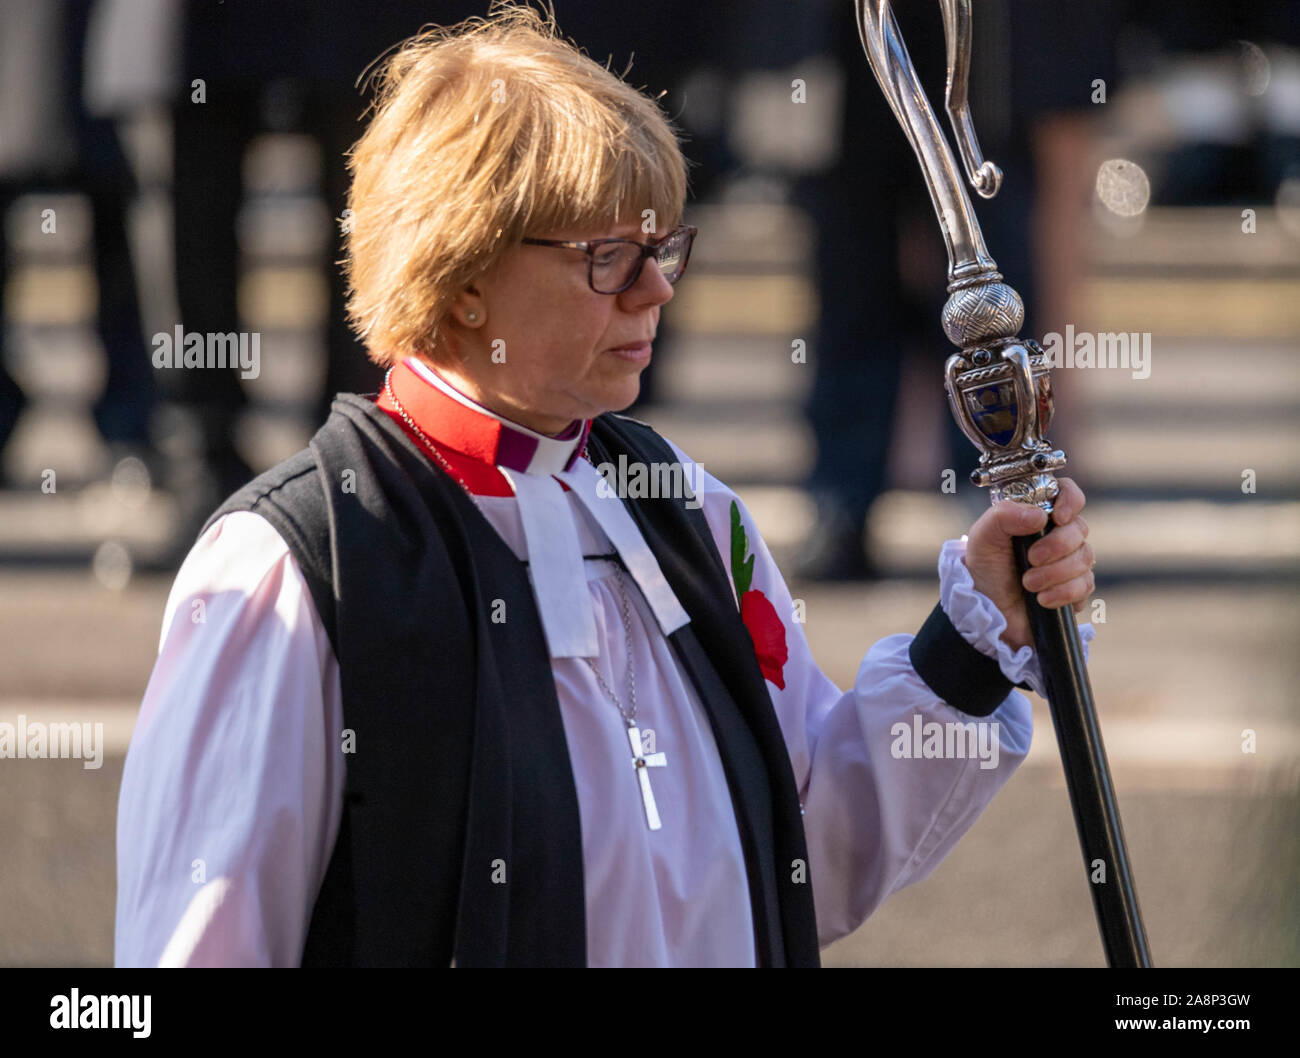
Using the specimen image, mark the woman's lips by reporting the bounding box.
[605,342,652,363]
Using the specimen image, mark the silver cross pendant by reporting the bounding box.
[625,723,667,830]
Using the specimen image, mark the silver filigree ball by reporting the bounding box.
[942,282,1025,346]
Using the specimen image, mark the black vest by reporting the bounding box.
[205,394,821,967]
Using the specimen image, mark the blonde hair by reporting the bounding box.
[344,2,689,366]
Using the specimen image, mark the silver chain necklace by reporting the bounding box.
[383,368,666,827]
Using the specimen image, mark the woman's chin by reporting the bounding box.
[607,375,644,413]
[570,366,647,421]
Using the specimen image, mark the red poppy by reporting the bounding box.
[740,588,788,690]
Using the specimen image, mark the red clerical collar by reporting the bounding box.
[376,357,592,477]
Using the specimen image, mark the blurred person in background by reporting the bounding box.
[1120,0,1300,207]
[0,0,155,485]
[161,0,472,544]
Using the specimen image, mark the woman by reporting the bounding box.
[115,4,1096,967]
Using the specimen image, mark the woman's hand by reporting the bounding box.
[961,477,1094,652]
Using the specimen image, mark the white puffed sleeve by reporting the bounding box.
[664,438,1096,947]
[115,512,344,967]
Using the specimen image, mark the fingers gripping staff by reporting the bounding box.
[854,0,1151,967]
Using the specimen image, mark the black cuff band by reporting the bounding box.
[908,601,1021,717]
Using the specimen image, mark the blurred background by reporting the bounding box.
[0,0,1296,966]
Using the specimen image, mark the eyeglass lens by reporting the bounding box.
[591,230,689,292]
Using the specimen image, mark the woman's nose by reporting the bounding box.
[621,257,675,308]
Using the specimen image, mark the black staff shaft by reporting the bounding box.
[1012,526,1153,967]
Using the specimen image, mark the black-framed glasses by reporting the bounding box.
[521,224,697,294]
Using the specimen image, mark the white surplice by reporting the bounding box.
[114,375,1095,968]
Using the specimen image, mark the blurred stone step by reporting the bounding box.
[0,488,177,570]
[1086,276,1300,339]
[644,396,1297,496]
[639,407,810,484]
[1077,421,1299,492]
[1064,338,1299,407]
[678,202,814,271]
[653,333,812,404]
[733,485,1300,579]
[1089,207,1300,275]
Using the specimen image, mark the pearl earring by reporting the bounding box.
[466,311,479,322]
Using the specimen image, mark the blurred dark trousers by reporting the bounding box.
[170,88,382,474]
[0,174,153,459]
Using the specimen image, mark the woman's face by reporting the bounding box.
[431,219,676,435]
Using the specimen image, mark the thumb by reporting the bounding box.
[989,500,1048,540]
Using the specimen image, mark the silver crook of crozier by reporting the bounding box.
[855,0,1066,511]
